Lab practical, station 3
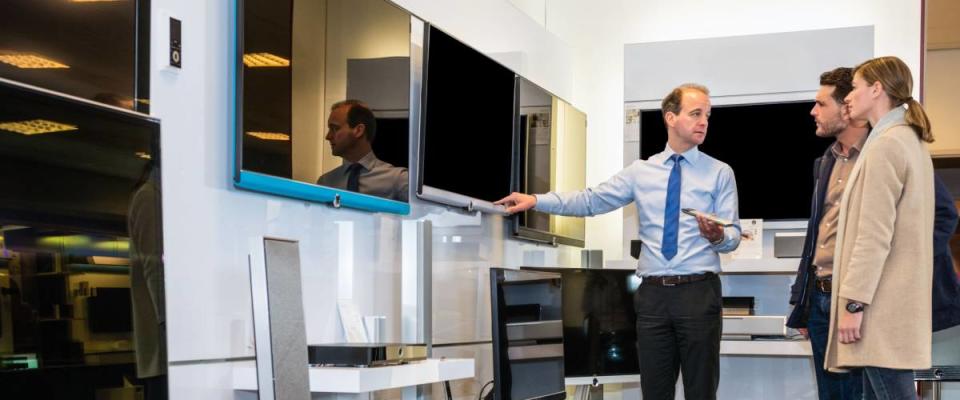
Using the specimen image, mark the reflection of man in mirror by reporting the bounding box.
[128,160,167,399]
[317,100,409,201]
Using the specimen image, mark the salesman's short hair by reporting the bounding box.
[661,83,710,121]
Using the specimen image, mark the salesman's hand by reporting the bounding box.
[696,215,724,243]
[494,192,537,214]
[838,310,863,344]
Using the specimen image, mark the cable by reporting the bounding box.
[477,380,494,400]
[444,380,453,400]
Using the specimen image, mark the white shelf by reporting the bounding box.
[720,340,811,356]
[720,257,799,273]
[233,358,474,393]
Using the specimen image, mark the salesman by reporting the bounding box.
[496,83,741,400]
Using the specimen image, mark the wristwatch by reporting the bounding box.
[845,301,865,313]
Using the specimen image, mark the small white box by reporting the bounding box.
[722,315,787,336]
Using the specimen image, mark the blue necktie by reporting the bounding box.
[662,154,683,261]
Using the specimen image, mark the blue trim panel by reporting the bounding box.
[236,171,410,215]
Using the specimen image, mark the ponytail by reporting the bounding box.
[853,56,934,143]
[903,98,934,143]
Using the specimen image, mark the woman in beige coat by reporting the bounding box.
[824,56,936,399]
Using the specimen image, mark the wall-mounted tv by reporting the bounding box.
[639,101,831,220]
[417,25,516,214]
[524,267,640,378]
[514,77,586,247]
[0,78,160,235]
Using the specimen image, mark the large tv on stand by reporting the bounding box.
[524,267,641,378]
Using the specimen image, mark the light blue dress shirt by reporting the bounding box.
[534,145,741,277]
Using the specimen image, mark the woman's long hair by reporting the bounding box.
[853,56,934,143]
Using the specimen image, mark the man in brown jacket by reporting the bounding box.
[826,56,936,399]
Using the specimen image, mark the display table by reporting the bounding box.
[233,358,474,393]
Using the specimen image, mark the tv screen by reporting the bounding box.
[639,101,831,220]
[0,79,160,235]
[515,78,586,246]
[419,26,516,206]
[525,267,641,377]
[372,117,409,171]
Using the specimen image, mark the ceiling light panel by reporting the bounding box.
[0,54,70,69]
[246,131,290,141]
[243,53,290,68]
[0,119,79,135]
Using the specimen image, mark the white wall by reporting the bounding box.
[150,0,579,398]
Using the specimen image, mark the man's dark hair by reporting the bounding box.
[819,67,853,106]
[332,99,377,142]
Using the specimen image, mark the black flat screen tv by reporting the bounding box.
[0,78,160,235]
[524,267,641,377]
[639,101,832,220]
[418,25,516,212]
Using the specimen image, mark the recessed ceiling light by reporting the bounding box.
[243,53,290,68]
[246,131,290,141]
[0,54,69,69]
[0,119,78,135]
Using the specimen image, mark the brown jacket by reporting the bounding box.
[825,107,935,372]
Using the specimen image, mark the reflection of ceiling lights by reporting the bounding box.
[135,151,152,160]
[246,131,290,141]
[243,53,290,67]
[0,53,69,69]
[0,119,78,135]
[70,0,126,2]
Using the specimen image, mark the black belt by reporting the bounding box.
[815,276,832,293]
[642,272,716,287]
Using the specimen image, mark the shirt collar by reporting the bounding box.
[830,133,867,158]
[658,144,701,166]
[346,151,378,171]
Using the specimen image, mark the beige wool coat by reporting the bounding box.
[825,107,935,372]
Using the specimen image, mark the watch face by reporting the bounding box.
[846,302,863,313]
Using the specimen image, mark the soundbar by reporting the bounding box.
[307,343,427,367]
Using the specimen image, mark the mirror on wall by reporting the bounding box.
[514,77,586,247]
[235,0,415,214]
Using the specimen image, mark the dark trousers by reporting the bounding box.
[634,274,722,400]
[808,288,863,400]
[863,367,916,400]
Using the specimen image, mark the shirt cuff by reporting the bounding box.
[709,225,741,253]
[533,193,559,213]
